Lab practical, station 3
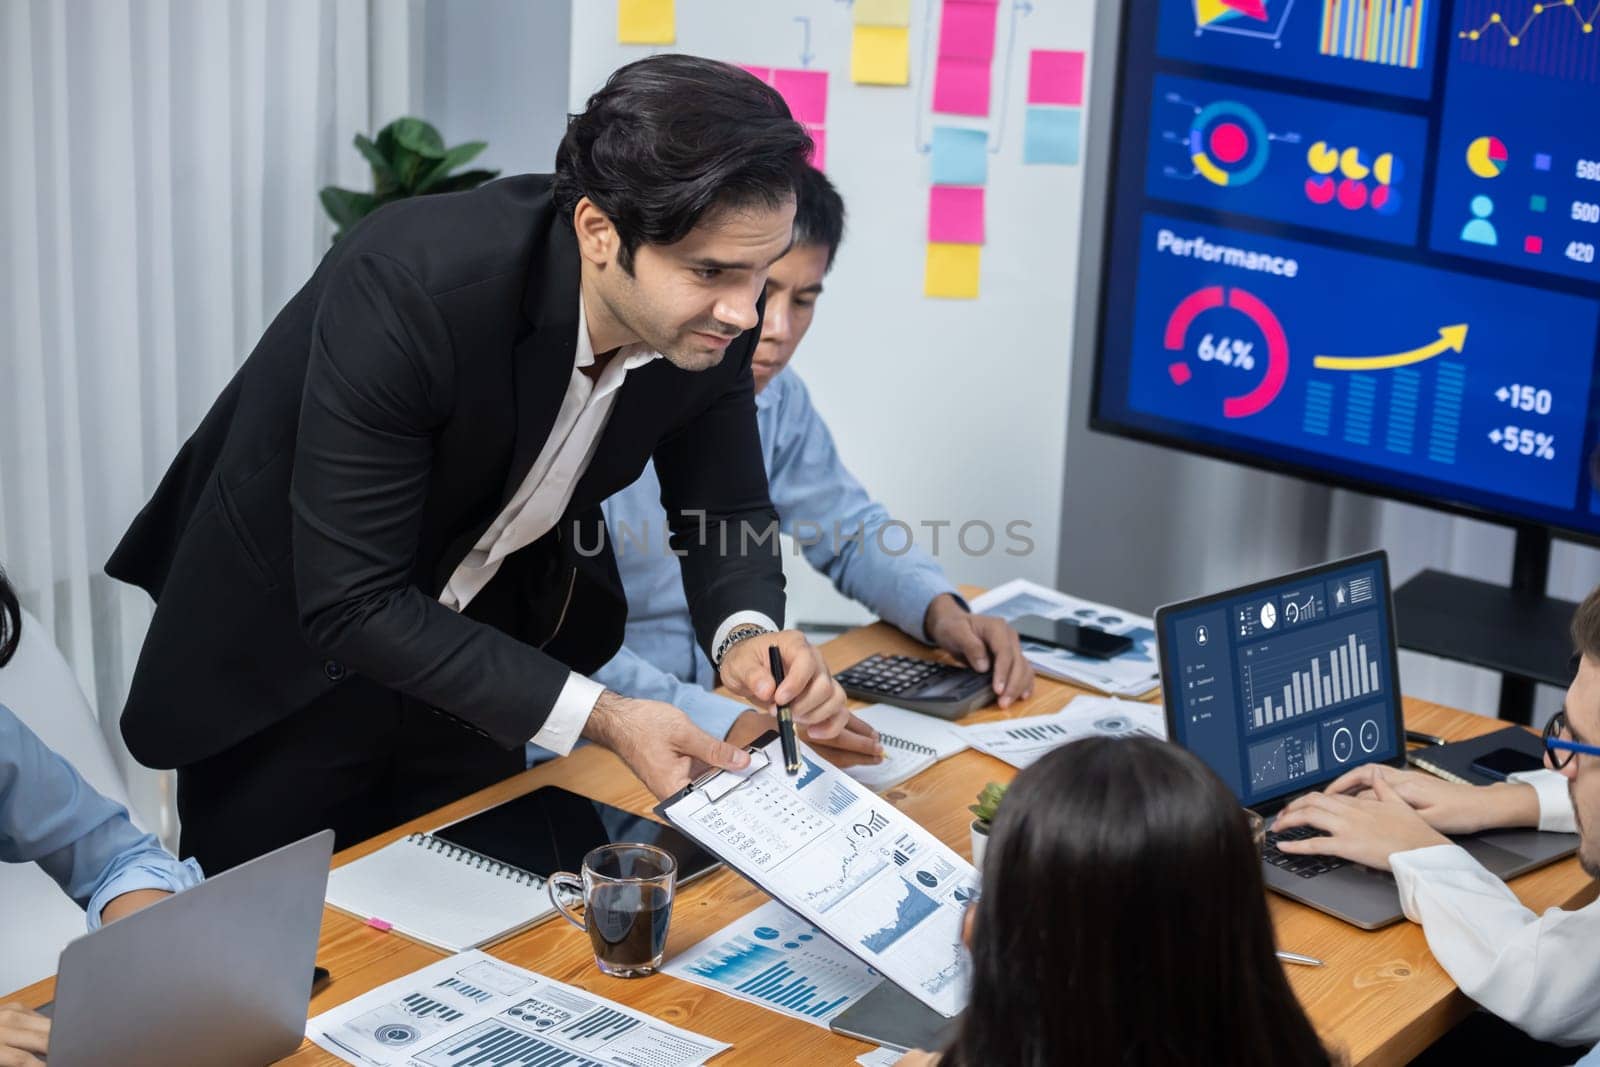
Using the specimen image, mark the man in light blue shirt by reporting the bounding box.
[0,569,202,1061]
[530,168,1031,764]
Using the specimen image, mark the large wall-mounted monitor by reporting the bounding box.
[1090,0,1600,542]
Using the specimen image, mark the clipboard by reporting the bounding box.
[655,732,976,1019]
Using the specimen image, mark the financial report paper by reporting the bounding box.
[306,950,729,1066]
[661,738,978,1017]
[662,898,884,1028]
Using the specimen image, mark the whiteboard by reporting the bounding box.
[569,1,1096,625]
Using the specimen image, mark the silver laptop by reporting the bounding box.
[1156,551,1575,929]
[42,829,333,1066]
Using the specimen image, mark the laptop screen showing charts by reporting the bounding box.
[1157,552,1404,810]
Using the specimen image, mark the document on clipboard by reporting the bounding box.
[655,733,977,1018]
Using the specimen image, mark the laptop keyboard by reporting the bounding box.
[1264,824,1349,878]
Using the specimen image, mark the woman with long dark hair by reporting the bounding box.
[0,565,204,1061]
[900,736,1334,1066]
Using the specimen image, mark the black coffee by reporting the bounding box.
[587,883,672,970]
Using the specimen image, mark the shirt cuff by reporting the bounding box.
[1509,768,1577,834]
[86,856,205,930]
[531,673,605,757]
[1389,843,1484,923]
[894,586,965,643]
[711,612,781,663]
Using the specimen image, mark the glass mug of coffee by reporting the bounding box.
[548,843,677,978]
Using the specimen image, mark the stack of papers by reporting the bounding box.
[307,950,729,1066]
[662,899,883,1028]
[969,579,1161,697]
[959,696,1167,770]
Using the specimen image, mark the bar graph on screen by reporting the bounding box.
[1320,0,1428,69]
[1241,624,1384,733]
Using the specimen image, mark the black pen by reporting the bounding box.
[1405,729,1447,747]
[769,645,800,774]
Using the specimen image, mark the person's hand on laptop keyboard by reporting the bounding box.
[0,1001,50,1066]
[1314,763,1541,836]
[1272,773,1450,871]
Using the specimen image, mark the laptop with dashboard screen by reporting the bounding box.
[1156,550,1573,929]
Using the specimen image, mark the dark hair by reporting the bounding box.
[554,55,814,272]
[945,738,1334,1067]
[0,565,20,670]
[792,165,845,269]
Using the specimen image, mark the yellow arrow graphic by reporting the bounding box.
[1313,325,1469,372]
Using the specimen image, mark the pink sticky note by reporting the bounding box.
[928,186,984,243]
[806,126,827,170]
[939,1,999,61]
[773,68,829,126]
[739,64,774,83]
[1028,50,1084,106]
[933,56,991,116]
[365,917,393,932]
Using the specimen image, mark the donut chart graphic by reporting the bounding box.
[1189,100,1272,186]
[1164,285,1291,418]
[1465,135,1509,178]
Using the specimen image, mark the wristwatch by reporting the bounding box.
[714,622,773,667]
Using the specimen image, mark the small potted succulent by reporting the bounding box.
[968,781,1008,869]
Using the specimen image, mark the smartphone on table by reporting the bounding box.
[1469,747,1545,782]
[1013,614,1134,660]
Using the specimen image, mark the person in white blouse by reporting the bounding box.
[1273,584,1600,1057]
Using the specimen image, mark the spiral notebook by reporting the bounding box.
[325,832,557,952]
[843,703,969,791]
[1406,725,1545,786]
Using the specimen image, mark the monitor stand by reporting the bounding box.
[1393,527,1574,725]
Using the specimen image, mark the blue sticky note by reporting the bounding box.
[931,126,988,186]
[1024,107,1080,165]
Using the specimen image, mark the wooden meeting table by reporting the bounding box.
[10,618,1596,1066]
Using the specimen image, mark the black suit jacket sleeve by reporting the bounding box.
[653,358,786,660]
[290,251,569,747]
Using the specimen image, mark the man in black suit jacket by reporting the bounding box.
[107,56,860,874]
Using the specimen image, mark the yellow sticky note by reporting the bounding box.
[854,0,913,26]
[851,25,911,85]
[925,242,981,299]
[618,0,674,44]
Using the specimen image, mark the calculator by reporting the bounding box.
[833,654,994,720]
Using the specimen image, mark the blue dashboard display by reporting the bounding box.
[1161,559,1401,805]
[1094,0,1600,539]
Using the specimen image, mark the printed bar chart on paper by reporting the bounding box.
[307,950,728,1067]
[663,900,883,1028]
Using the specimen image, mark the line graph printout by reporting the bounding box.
[306,950,728,1067]
[660,739,978,1017]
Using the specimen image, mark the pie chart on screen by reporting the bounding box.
[1466,136,1509,179]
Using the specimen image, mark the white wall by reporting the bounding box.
[569,1,1095,626]
[423,0,572,176]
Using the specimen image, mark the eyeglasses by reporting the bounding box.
[1543,709,1600,770]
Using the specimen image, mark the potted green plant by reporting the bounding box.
[968,781,1008,868]
[319,117,500,242]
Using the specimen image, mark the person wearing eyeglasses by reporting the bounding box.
[1272,586,1600,1055]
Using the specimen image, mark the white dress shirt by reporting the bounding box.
[440,293,775,755]
[1390,769,1598,1046]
